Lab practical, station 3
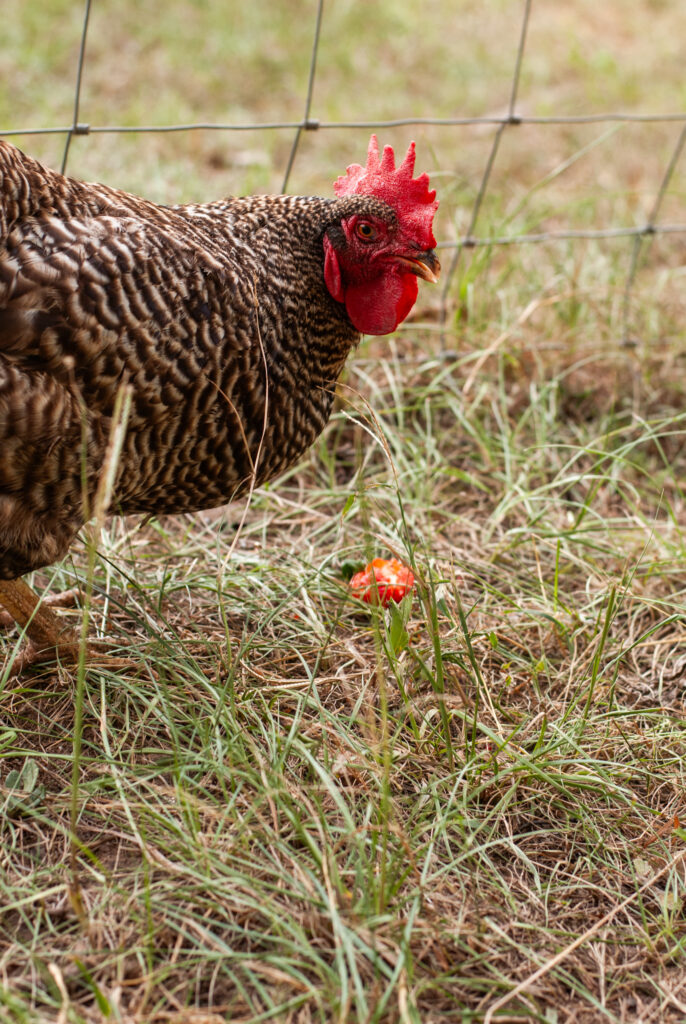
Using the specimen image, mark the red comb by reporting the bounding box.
[333,135,438,248]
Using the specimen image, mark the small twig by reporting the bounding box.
[48,963,70,1024]
[483,847,686,1024]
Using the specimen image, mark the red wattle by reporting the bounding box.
[323,236,344,302]
[343,274,418,336]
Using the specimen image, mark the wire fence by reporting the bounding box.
[3,0,685,339]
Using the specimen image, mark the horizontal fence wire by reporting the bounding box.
[4,0,686,339]
[5,113,686,136]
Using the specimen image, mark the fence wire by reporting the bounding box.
[439,0,533,317]
[4,0,685,340]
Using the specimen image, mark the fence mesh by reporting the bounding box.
[3,0,685,339]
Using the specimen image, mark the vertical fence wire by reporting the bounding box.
[439,0,533,324]
[60,0,93,174]
[281,0,325,193]
[621,120,686,340]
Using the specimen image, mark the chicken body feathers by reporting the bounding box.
[0,142,376,578]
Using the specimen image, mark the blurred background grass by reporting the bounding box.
[4,0,686,348]
[3,1,685,245]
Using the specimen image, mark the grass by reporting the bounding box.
[2,1,686,1021]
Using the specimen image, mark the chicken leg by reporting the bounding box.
[0,578,81,670]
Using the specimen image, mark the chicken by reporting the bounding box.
[0,135,439,666]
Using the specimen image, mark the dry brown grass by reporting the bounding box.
[3,322,686,1022]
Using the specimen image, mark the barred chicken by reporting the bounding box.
[0,135,439,666]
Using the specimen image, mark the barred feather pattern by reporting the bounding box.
[0,141,390,579]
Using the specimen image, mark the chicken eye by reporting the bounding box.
[356,221,376,241]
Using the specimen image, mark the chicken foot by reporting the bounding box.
[0,578,82,671]
[0,587,80,629]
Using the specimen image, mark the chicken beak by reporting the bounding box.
[397,250,441,284]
